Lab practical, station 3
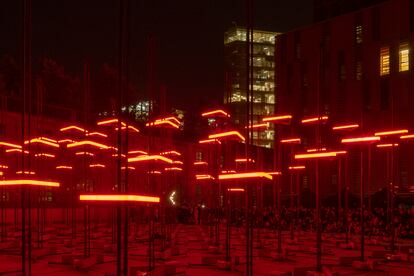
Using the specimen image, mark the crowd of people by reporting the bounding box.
[177,205,414,239]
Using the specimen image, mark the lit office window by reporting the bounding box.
[380,46,390,76]
[355,25,363,44]
[399,42,410,72]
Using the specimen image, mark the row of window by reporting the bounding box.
[380,42,410,76]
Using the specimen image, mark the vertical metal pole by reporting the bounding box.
[360,149,365,261]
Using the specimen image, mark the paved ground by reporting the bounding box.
[1,223,414,275]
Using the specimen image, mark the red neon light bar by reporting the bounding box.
[6,149,29,154]
[97,118,126,127]
[245,123,268,129]
[289,166,306,170]
[196,174,215,180]
[24,138,59,148]
[160,150,181,156]
[0,165,8,169]
[0,179,59,187]
[262,115,292,123]
[86,132,108,138]
[341,136,380,144]
[128,155,173,164]
[375,129,408,136]
[121,166,135,170]
[60,125,86,132]
[0,141,22,149]
[56,165,72,170]
[280,138,301,144]
[209,131,245,142]
[79,194,160,203]
[34,153,55,158]
[173,161,183,165]
[228,188,245,192]
[117,125,140,133]
[401,134,414,140]
[111,153,126,158]
[267,171,282,176]
[58,139,75,144]
[194,161,208,165]
[75,151,95,156]
[67,140,110,150]
[219,172,273,180]
[164,167,183,172]
[16,171,36,175]
[146,117,181,129]
[201,109,231,118]
[89,164,106,168]
[295,151,338,160]
[332,124,359,131]
[221,170,236,174]
[199,138,221,144]
[306,147,327,152]
[148,170,162,175]
[301,116,328,124]
[235,158,255,163]
[377,143,399,148]
[128,150,148,155]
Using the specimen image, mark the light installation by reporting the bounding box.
[262,114,292,123]
[58,139,75,144]
[208,131,245,142]
[34,153,55,158]
[289,166,306,170]
[280,138,301,144]
[16,171,36,175]
[6,149,29,154]
[0,179,59,187]
[307,148,327,152]
[160,150,181,156]
[201,109,230,118]
[235,158,255,163]
[221,170,236,174]
[146,117,180,129]
[218,172,273,181]
[375,129,408,136]
[196,174,215,180]
[79,194,160,203]
[341,136,380,143]
[75,152,95,156]
[128,150,148,155]
[245,123,268,129]
[148,170,162,175]
[97,118,126,127]
[301,116,328,124]
[377,143,399,148]
[401,134,414,140]
[332,124,359,131]
[194,161,208,165]
[295,151,339,160]
[24,138,59,148]
[128,155,173,164]
[121,166,135,170]
[89,164,106,168]
[67,140,110,150]
[0,141,22,149]
[164,167,183,172]
[56,165,72,170]
[199,138,221,144]
[60,125,86,132]
[267,171,282,175]
[86,132,108,138]
[227,188,245,192]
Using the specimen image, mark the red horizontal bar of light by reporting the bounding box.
[228,188,245,192]
[97,118,126,127]
[375,129,408,136]
[58,139,75,144]
[60,125,86,132]
[301,116,328,124]
[165,167,183,172]
[86,132,108,138]
[295,152,339,160]
[34,153,55,158]
[289,166,306,170]
[332,124,359,131]
[117,125,140,133]
[199,138,221,144]
[128,155,173,164]
[267,171,282,176]
[0,179,59,187]
[196,174,215,180]
[221,170,236,174]
[235,158,255,163]
[245,123,268,129]
[0,141,22,149]
[6,149,29,154]
[219,172,273,180]
[16,171,35,175]
[56,165,72,170]
[121,166,135,170]
[280,138,301,144]
[306,147,327,152]
[341,136,380,144]
[148,170,162,175]
[262,115,292,123]
[377,143,399,148]
[401,134,414,140]
[160,151,181,156]
[146,117,180,129]
[209,131,245,142]
[173,161,183,165]
[79,194,159,203]
[128,150,148,155]
[194,161,208,165]
[201,109,230,118]
[89,164,105,168]
[0,165,8,169]
[111,153,126,158]
[25,138,59,148]
[67,140,110,149]
[75,151,95,156]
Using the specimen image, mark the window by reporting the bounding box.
[399,42,409,72]
[380,46,390,76]
[355,25,363,44]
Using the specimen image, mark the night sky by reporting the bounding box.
[1,0,312,112]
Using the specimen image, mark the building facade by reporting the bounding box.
[276,0,414,195]
[314,0,388,21]
[224,27,280,148]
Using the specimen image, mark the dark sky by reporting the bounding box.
[1,0,312,112]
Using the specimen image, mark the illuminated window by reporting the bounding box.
[356,61,362,80]
[399,42,409,72]
[380,46,390,76]
[355,25,363,44]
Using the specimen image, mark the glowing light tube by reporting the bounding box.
[60,125,86,132]
[201,109,230,118]
[0,179,59,187]
[375,129,408,136]
[0,142,22,149]
[199,138,221,144]
[79,194,160,203]
[218,172,273,180]
[128,155,173,164]
[332,124,359,131]
[196,174,215,180]
[262,115,292,123]
[295,152,338,160]
[341,136,380,144]
[280,138,301,144]
[228,188,245,192]
[67,140,110,149]
[301,116,328,124]
[209,131,245,142]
